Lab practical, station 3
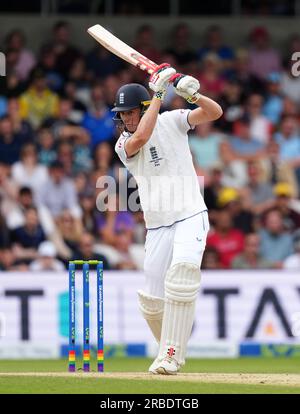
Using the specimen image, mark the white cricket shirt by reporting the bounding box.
[115,109,207,229]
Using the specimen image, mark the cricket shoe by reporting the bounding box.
[155,356,180,375]
[148,357,162,374]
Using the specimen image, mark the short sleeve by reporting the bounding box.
[115,134,130,165]
[166,109,194,134]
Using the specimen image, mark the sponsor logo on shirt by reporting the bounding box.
[149,146,163,167]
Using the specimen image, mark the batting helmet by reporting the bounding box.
[112,83,151,112]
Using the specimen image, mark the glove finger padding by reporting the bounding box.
[149,63,176,93]
[170,73,201,103]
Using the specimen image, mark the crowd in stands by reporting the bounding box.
[0,21,300,271]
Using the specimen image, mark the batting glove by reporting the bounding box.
[170,73,201,104]
[149,63,176,100]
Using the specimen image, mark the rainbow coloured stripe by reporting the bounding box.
[68,350,76,372]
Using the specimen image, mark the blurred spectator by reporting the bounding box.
[11,143,49,195]
[5,186,34,230]
[232,233,272,269]
[246,93,272,144]
[0,115,28,164]
[70,232,110,269]
[216,187,255,234]
[216,78,244,133]
[5,29,36,81]
[0,248,18,271]
[269,182,300,231]
[42,97,79,138]
[45,21,81,76]
[134,25,161,65]
[189,122,223,171]
[207,208,245,268]
[197,25,234,69]
[96,194,134,247]
[115,231,138,270]
[36,160,81,218]
[203,164,223,213]
[273,115,300,186]
[259,208,294,267]
[262,72,284,125]
[202,246,222,269]
[11,206,46,263]
[80,192,97,236]
[19,67,59,128]
[0,212,10,248]
[93,141,116,178]
[283,229,300,269]
[63,80,87,122]
[197,53,225,100]
[86,39,124,80]
[6,98,34,143]
[56,140,74,176]
[29,240,64,271]
[39,45,63,92]
[248,26,281,81]
[0,162,18,218]
[37,128,57,166]
[56,209,82,254]
[81,83,115,149]
[164,23,197,70]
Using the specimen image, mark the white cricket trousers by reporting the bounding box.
[143,211,210,298]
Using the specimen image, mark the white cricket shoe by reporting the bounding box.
[148,357,161,374]
[155,356,180,375]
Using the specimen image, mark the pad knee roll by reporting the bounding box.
[165,263,201,303]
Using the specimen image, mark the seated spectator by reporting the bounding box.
[232,233,272,269]
[70,232,110,270]
[273,115,300,187]
[164,23,197,71]
[37,128,57,166]
[0,115,27,165]
[197,25,234,70]
[39,45,64,92]
[56,140,74,176]
[42,97,79,138]
[243,160,274,215]
[246,93,272,145]
[202,246,222,269]
[133,25,161,67]
[5,29,36,82]
[11,143,49,195]
[259,208,294,267]
[81,83,116,149]
[93,141,117,178]
[263,72,284,125]
[11,206,46,263]
[197,53,225,100]
[86,45,125,81]
[248,26,281,81]
[189,122,224,171]
[63,80,87,122]
[56,209,82,254]
[5,186,34,230]
[0,212,10,248]
[207,208,245,268]
[216,187,255,234]
[29,240,64,271]
[44,21,81,76]
[0,248,19,271]
[216,78,244,133]
[96,194,135,247]
[270,182,300,231]
[281,58,300,106]
[73,130,92,174]
[6,98,34,143]
[36,160,81,218]
[19,67,59,128]
[0,161,19,219]
[283,229,300,269]
[114,231,138,270]
[80,192,97,236]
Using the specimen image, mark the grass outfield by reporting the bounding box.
[0,358,300,394]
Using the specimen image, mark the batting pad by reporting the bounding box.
[158,262,201,366]
[137,290,165,343]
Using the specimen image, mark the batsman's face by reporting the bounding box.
[119,108,141,133]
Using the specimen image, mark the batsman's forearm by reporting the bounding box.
[194,94,223,119]
[135,97,161,142]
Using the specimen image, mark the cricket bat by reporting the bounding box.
[87,24,158,75]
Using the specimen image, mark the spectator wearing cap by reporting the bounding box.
[232,233,272,269]
[189,122,224,171]
[283,229,300,269]
[207,208,245,268]
[216,187,255,234]
[36,160,81,219]
[259,208,294,267]
[248,26,281,81]
[19,67,59,128]
[273,115,300,187]
[263,72,284,125]
[29,240,64,271]
[268,183,300,231]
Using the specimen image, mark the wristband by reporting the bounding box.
[154,90,166,101]
[186,92,201,104]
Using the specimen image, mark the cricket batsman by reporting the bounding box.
[113,63,223,374]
